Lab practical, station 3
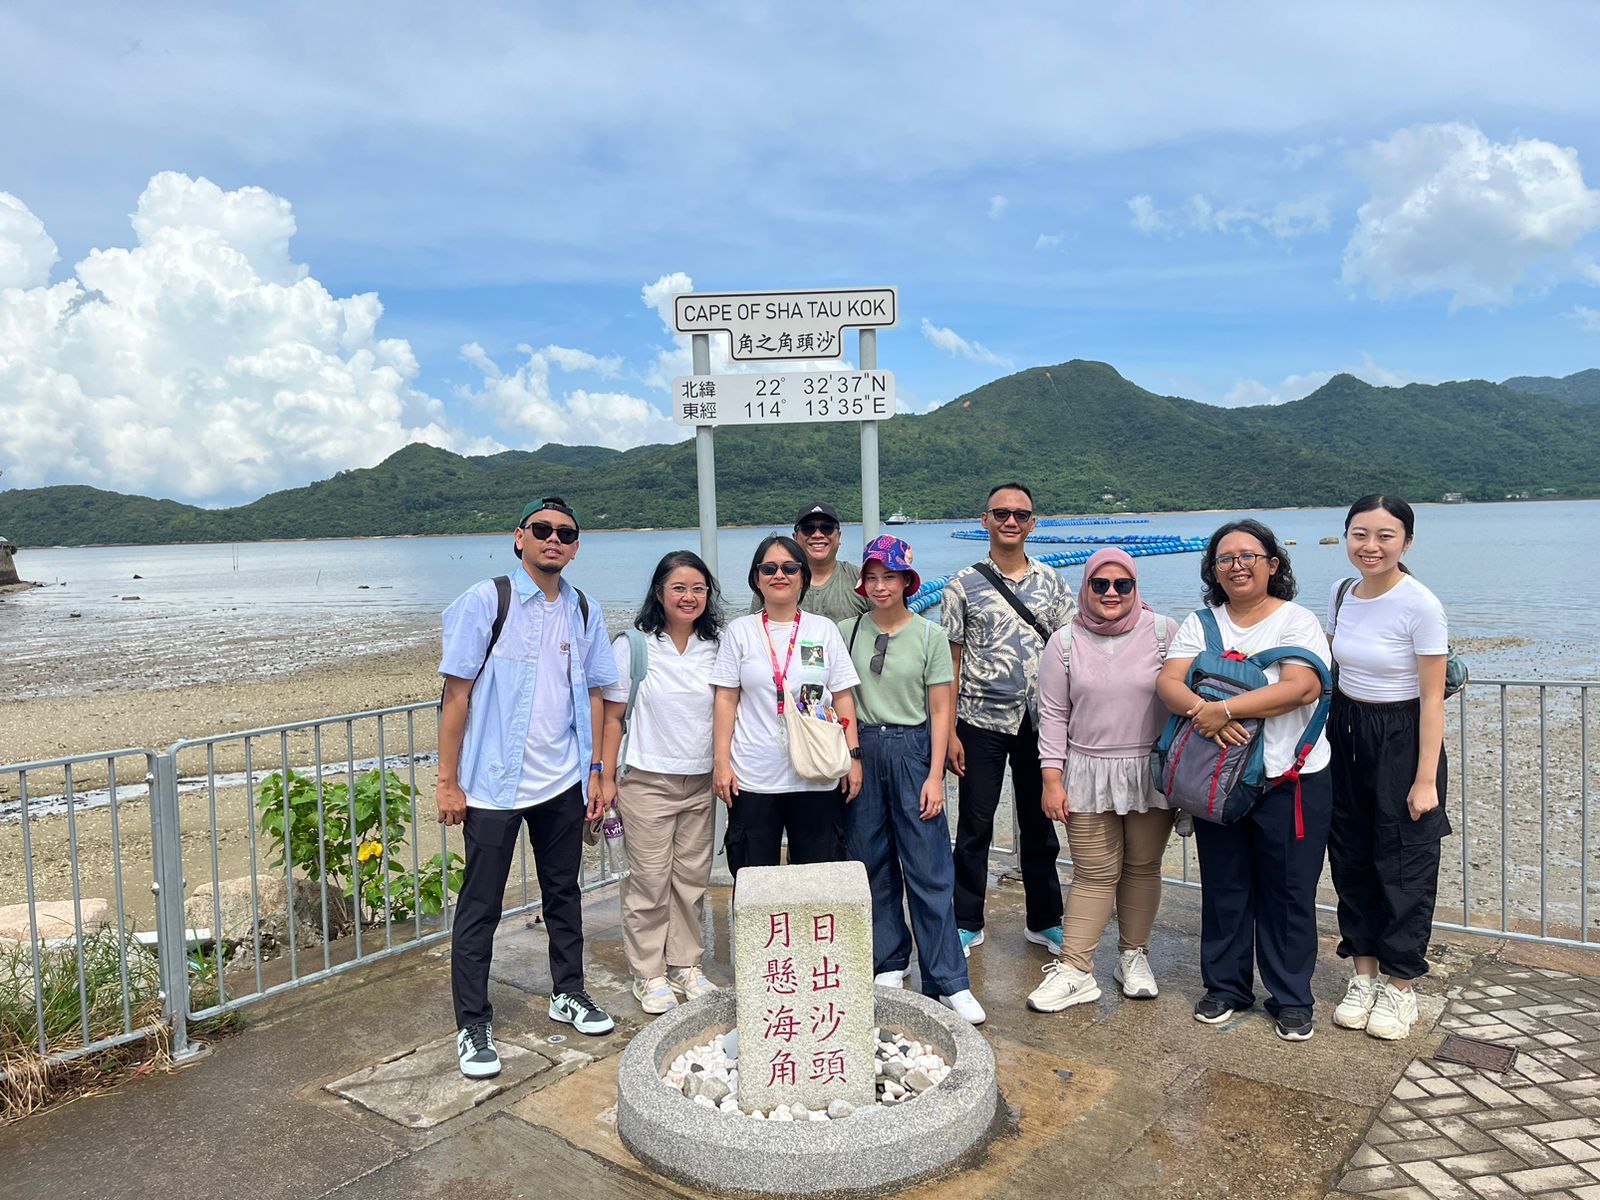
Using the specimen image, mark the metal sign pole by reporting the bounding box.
[692,333,718,578]
[859,328,880,540]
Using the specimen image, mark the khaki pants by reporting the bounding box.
[1059,808,1175,973]
[615,769,715,980]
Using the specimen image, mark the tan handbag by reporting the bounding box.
[783,688,851,782]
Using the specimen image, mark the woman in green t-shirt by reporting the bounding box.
[840,535,985,1025]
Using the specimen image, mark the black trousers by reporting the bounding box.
[1329,694,1450,980]
[1193,769,1332,1015]
[725,788,847,875]
[451,784,586,1028]
[952,715,1064,933]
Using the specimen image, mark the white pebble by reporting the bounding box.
[809,1110,829,1122]
[771,1108,794,1121]
[827,1099,855,1119]
[750,1109,765,1120]
[693,1094,715,1109]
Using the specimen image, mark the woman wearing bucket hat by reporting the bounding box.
[1027,547,1179,1014]
[839,535,985,1025]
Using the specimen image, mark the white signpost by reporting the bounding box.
[674,286,897,889]
[670,370,895,427]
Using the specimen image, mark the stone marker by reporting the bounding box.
[732,862,874,1114]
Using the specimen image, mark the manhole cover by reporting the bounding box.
[1435,1033,1518,1074]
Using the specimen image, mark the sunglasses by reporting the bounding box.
[1088,577,1136,596]
[987,507,1033,525]
[757,561,803,577]
[870,631,890,675]
[521,520,579,545]
[796,521,840,537]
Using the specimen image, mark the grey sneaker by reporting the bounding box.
[550,988,616,1035]
[456,1021,501,1079]
[1114,947,1158,999]
[1333,973,1380,1030]
[1026,962,1101,1013]
[1365,982,1419,1040]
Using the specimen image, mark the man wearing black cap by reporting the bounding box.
[748,501,870,622]
[437,495,620,1080]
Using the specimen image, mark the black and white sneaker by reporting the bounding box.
[1193,995,1239,1025]
[456,1021,501,1078]
[550,988,616,1035]
[1274,1008,1315,1042]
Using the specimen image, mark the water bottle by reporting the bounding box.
[602,805,625,863]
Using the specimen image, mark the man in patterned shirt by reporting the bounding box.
[941,483,1076,959]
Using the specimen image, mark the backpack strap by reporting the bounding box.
[848,614,867,658]
[574,587,591,630]
[1196,607,1224,656]
[614,628,650,779]
[1152,613,1170,662]
[970,561,1052,641]
[1250,644,1335,840]
[1330,577,1358,638]
[441,575,512,704]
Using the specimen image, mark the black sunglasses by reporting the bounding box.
[757,561,803,577]
[987,507,1033,525]
[1088,577,1136,596]
[796,521,840,537]
[870,631,890,675]
[522,520,579,545]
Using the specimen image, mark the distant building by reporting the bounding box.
[1442,492,1466,503]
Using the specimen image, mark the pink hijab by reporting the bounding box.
[1074,547,1151,637]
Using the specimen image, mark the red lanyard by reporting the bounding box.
[761,611,803,715]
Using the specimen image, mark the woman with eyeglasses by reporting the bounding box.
[1156,519,1332,1042]
[1325,496,1450,1041]
[1026,548,1179,1014]
[712,535,862,874]
[598,551,724,1016]
[838,536,984,1024]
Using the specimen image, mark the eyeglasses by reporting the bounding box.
[986,507,1033,525]
[666,583,709,598]
[870,631,890,675]
[1088,577,1136,596]
[796,521,839,537]
[757,562,803,577]
[522,520,579,545]
[1215,552,1269,569]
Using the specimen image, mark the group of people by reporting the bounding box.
[437,487,1452,1079]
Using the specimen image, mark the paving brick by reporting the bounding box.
[1437,1150,1540,1176]
[1394,1118,1439,1139]
[1459,1076,1523,1106]
[1422,1077,1468,1097]
[1394,1081,1430,1101]
[1433,1115,1503,1153]
[1470,1106,1555,1130]
[1525,1119,1600,1141]
[1340,1165,1407,1191]
[1396,1161,1476,1199]
[1385,1137,1479,1165]
[1552,1138,1600,1162]
[1486,1126,1567,1166]
[1352,1144,1391,1168]
[1501,1164,1596,1191]
[1416,1095,1494,1117]
[1464,1176,1523,1200]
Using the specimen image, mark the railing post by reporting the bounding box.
[149,749,195,1060]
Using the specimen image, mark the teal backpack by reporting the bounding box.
[612,629,650,780]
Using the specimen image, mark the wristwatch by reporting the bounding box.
[848,747,862,761]
[589,761,605,773]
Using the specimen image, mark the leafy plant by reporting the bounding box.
[256,768,462,924]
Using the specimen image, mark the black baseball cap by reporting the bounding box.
[794,501,841,526]
[520,496,580,532]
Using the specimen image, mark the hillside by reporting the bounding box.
[1502,369,1600,406]
[3,361,1597,546]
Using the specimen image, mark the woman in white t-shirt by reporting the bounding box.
[711,535,861,875]
[1158,519,1332,1043]
[599,551,723,1017]
[1325,496,1451,1043]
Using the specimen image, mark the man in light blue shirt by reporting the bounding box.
[439,495,620,1079]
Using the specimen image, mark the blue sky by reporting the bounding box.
[3,3,1600,504]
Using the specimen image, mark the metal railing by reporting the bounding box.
[2,702,628,1068]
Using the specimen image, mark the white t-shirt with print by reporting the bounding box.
[710,611,861,793]
[1328,574,1449,703]
[602,632,719,774]
[1169,601,1332,777]
[517,596,581,805]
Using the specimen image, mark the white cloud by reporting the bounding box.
[1127,192,1330,240]
[1342,122,1600,308]
[0,192,58,289]
[1034,232,1063,250]
[457,343,683,450]
[920,318,1013,370]
[1283,142,1326,170]
[1219,357,1420,407]
[988,195,1009,220]
[1572,306,1600,333]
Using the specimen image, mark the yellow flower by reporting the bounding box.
[357,840,384,863]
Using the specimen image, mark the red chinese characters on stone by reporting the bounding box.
[809,1002,844,1042]
[768,1050,798,1087]
[810,956,841,991]
[812,913,835,944]
[763,1006,801,1042]
[765,912,792,949]
[762,957,798,995]
[809,1049,847,1084]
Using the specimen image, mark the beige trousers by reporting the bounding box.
[615,768,715,980]
[1060,808,1175,973]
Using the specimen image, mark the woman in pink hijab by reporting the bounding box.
[1025,548,1180,1014]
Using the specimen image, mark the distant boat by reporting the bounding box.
[885,509,910,525]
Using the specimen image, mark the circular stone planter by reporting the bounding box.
[617,987,1003,1197]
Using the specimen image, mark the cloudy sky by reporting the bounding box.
[3,2,1600,505]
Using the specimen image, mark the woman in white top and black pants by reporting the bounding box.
[1327,496,1451,1041]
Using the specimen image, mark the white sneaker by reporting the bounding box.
[456,1021,501,1079]
[1333,973,1380,1030]
[1114,948,1158,999]
[1026,962,1101,1013]
[634,975,678,1015]
[549,988,616,1035]
[668,965,718,1001]
[940,989,987,1025]
[1366,982,1419,1040]
[874,970,906,988]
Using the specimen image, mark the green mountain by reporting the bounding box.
[1502,369,1600,406]
[3,361,1597,547]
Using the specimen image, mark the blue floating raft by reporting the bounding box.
[951,530,1196,545]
